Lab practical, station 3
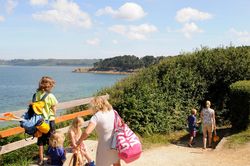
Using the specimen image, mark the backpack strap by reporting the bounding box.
[32,93,36,102]
[32,92,49,102]
[40,92,49,101]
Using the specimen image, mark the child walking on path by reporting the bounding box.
[68,117,95,166]
[47,131,66,166]
[187,109,198,147]
[35,76,58,165]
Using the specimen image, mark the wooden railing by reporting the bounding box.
[0,94,109,155]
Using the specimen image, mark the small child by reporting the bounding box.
[68,117,95,166]
[47,131,66,166]
[187,108,197,147]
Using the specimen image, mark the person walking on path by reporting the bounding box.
[201,100,216,149]
[76,96,121,166]
[187,109,198,147]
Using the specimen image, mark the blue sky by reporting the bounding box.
[0,0,250,59]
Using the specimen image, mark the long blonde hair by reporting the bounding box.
[69,117,84,137]
[37,76,56,92]
[89,96,113,113]
[49,131,65,148]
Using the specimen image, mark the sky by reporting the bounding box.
[0,0,250,59]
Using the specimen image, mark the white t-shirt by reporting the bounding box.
[202,108,215,125]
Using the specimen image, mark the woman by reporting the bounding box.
[201,100,216,149]
[77,96,121,166]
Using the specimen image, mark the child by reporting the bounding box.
[47,131,66,166]
[68,117,95,166]
[187,108,197,147]
[36,76,58,165]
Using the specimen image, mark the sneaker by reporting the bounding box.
[188,143,192,147]
[89,161,95,166]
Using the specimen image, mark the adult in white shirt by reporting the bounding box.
[201,100,216,149]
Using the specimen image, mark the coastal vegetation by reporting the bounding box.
[93,55,163,71]
[73,55,163,73]
[99,46,250,135]
[0,59,99,66]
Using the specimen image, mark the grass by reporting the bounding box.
[141,130,188,149]
[225,127,250,149]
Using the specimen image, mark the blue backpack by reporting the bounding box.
[20,92,49,137]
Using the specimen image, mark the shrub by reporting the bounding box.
[99,46,250,135]
[229,80,250,131]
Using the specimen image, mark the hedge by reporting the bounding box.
[99,46,250,135]
[229,80,250,131]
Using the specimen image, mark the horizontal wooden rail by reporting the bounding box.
[0,121,90,155]
[1,94,109,118]
[0,109,93,138]
[0,94,109,155]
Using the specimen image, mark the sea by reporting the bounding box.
[0,66,126,114]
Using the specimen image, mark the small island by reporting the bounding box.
[73,55,163,74]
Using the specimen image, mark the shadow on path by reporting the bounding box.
[171,127,232,149]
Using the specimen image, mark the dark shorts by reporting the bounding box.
[189,130,196,137]
[37,121,56,146]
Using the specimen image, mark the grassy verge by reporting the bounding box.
[141,130,188,149]
[225,127,250,149]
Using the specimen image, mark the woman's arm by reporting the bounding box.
[213,111,216,129]
[76,122,96,145]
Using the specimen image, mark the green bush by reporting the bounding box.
[99,46,250,135]
[229,80,250,131]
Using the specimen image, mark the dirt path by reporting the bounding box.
[34,135,250,166]
[82,138,250,166]
[123,142,250,166]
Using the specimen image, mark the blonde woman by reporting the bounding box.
[68,117,95,166]
[201,100,216,149]
[35,76,58,165]
[77,97,121,166]
[47,131,66,166]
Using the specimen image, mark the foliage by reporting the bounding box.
[99,46,250,135]
[225,127,250,148]
[93,55,162,71]
[229,80,250,131]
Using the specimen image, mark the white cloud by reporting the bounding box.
[6,0,18,14]
[112,40,118,44]
[229,28,250,44]
[109,25,127,35]
[0,16,5,22]
[176,7,212,23]
[109,24,157,40]
[32,0,92,29]
[30,0,48,6]
[180,22,203,38]
[96,2,146,21]
[86,38,100,46]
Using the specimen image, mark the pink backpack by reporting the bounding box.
[111,110,142,163]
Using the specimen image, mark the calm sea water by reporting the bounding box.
[0,66,126,113]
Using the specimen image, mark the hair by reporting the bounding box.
[49,131,65,148]
[191,108,197,115]
[69,117,84,136]
[89,96,113,113]
[205,100,211,108]
[37,76,56,92]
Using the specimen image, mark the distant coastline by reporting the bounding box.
[72,67,134,75]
